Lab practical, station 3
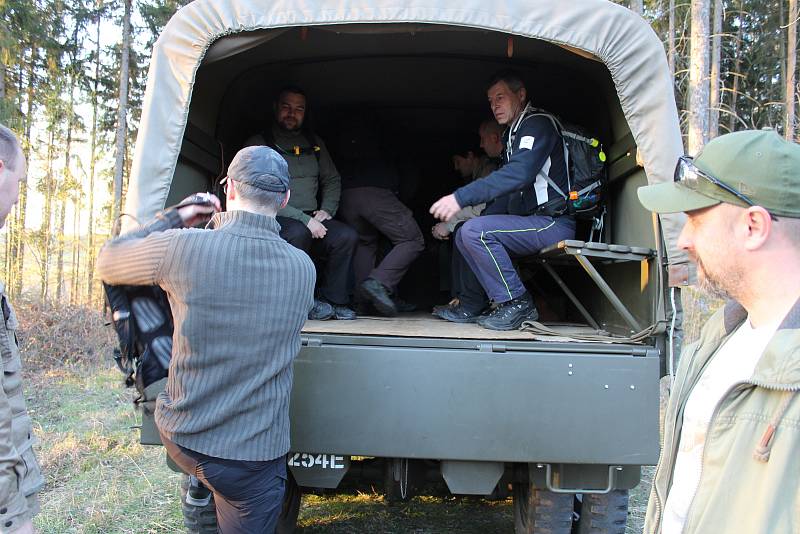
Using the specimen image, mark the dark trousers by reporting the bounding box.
[338,187,424,291]
[450,225,490,313]
[456,214,576,303]
[277,216,357,305]
[161,432,286,534]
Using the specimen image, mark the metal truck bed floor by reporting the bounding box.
[302,312,606,342]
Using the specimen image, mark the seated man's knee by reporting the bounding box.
[280,220,312,252]
[460,218,485,244]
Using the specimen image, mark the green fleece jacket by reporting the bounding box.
[645,299,800,533]
[245,126,341,224]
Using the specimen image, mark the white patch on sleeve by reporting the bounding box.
[519,136,535,150]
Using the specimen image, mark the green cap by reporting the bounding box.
[638,129,800,217]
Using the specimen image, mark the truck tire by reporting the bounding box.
[575,490,629,534]
[513,482,574,534]
[276,471,302,534]
[181,475,218,534]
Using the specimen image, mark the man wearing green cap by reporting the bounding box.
[638,129,800,534]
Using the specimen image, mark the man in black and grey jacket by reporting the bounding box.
[97,146,315,533]
[430,70,576,330]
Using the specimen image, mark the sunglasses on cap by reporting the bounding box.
[674,156,777,220]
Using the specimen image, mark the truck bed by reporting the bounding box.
[302,312,607,342]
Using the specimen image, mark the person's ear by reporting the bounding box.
[0,159,5,174]
[518,87,527,104]
[227,179,237,202]
[741,206,772,251]
[281,189,291,209]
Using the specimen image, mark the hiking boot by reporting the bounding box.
[308,299,335,321]
[434,303,484,324]
[392,295,417,313]
[477,293,539,331]
[359,278,397,317]
[432,298,459,314]
[332,304,357,320]
[185,475,212,507]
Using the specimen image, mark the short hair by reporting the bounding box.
[479,119,504,137]
[276,85,307,103]
[234,180,286,213]
[0,124,21,172]
[486,69,526,93]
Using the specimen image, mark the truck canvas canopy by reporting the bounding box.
[126,0,688,280]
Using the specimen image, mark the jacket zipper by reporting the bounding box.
[652,345,699,532]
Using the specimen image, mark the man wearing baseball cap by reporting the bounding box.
[98,146,316,533]
[638,130,800,534]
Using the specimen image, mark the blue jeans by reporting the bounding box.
[162,432,286,534]
[456,214,576,303]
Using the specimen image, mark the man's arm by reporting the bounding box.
[96,194,220,286]
[315,138,342,217]
[454,117,558,208]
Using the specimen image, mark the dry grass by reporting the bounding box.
[15,290,723,533]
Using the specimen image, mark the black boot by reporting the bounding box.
[477,292,539,331]
[359,278,397,317]
[434,302,485,324]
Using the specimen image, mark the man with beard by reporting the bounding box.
[637,129,800,534]
[246,86,357,320]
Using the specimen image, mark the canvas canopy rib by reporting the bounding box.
[126,0,686,271]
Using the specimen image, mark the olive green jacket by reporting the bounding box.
[245,126,341,224]
[644,299,800,533]
[0,283,44,533]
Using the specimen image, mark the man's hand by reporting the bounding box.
[430,194,461,222]
[307,218,328,238]
[176,193,221,227]
[431,222,451,240]
[15,520,35,534]
[312,209,332,222]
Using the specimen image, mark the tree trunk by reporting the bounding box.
[71,195,81,306]
[688,0,711,154]
[668,0,676,78]
[12,52,35,297]
[787,0,798,140]
[87,10,101,304]
[41,128,56,301]
[728,0,745,133]
[56,198,66,301]
[709,0,723,138]
[112,0,132,236]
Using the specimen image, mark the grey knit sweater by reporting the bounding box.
[96,209,315,461]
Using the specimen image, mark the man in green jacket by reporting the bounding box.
[0,124,44,534]
[245,86,357,321]
[638,129,800,534]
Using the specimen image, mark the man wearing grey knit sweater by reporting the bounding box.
[97,146,315,533]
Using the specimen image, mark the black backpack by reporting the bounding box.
[104,283,173,399]
[525,107,608,219]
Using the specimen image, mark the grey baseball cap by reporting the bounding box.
[221,145,290,192]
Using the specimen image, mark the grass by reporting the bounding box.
[18,290,722,533]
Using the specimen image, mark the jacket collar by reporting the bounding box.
[720,298,800,389]
[208,210,281,239]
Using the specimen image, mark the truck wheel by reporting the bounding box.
[512,482,574,534]
[181,474,218,534]
[575,490,629,534]
[276,471,302,534]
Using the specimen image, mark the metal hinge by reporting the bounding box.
[477,343,507,353]
[301,337,322,347]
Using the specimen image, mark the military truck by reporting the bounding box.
[122,0,689,532]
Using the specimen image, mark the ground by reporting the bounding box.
[17,288,716,533]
